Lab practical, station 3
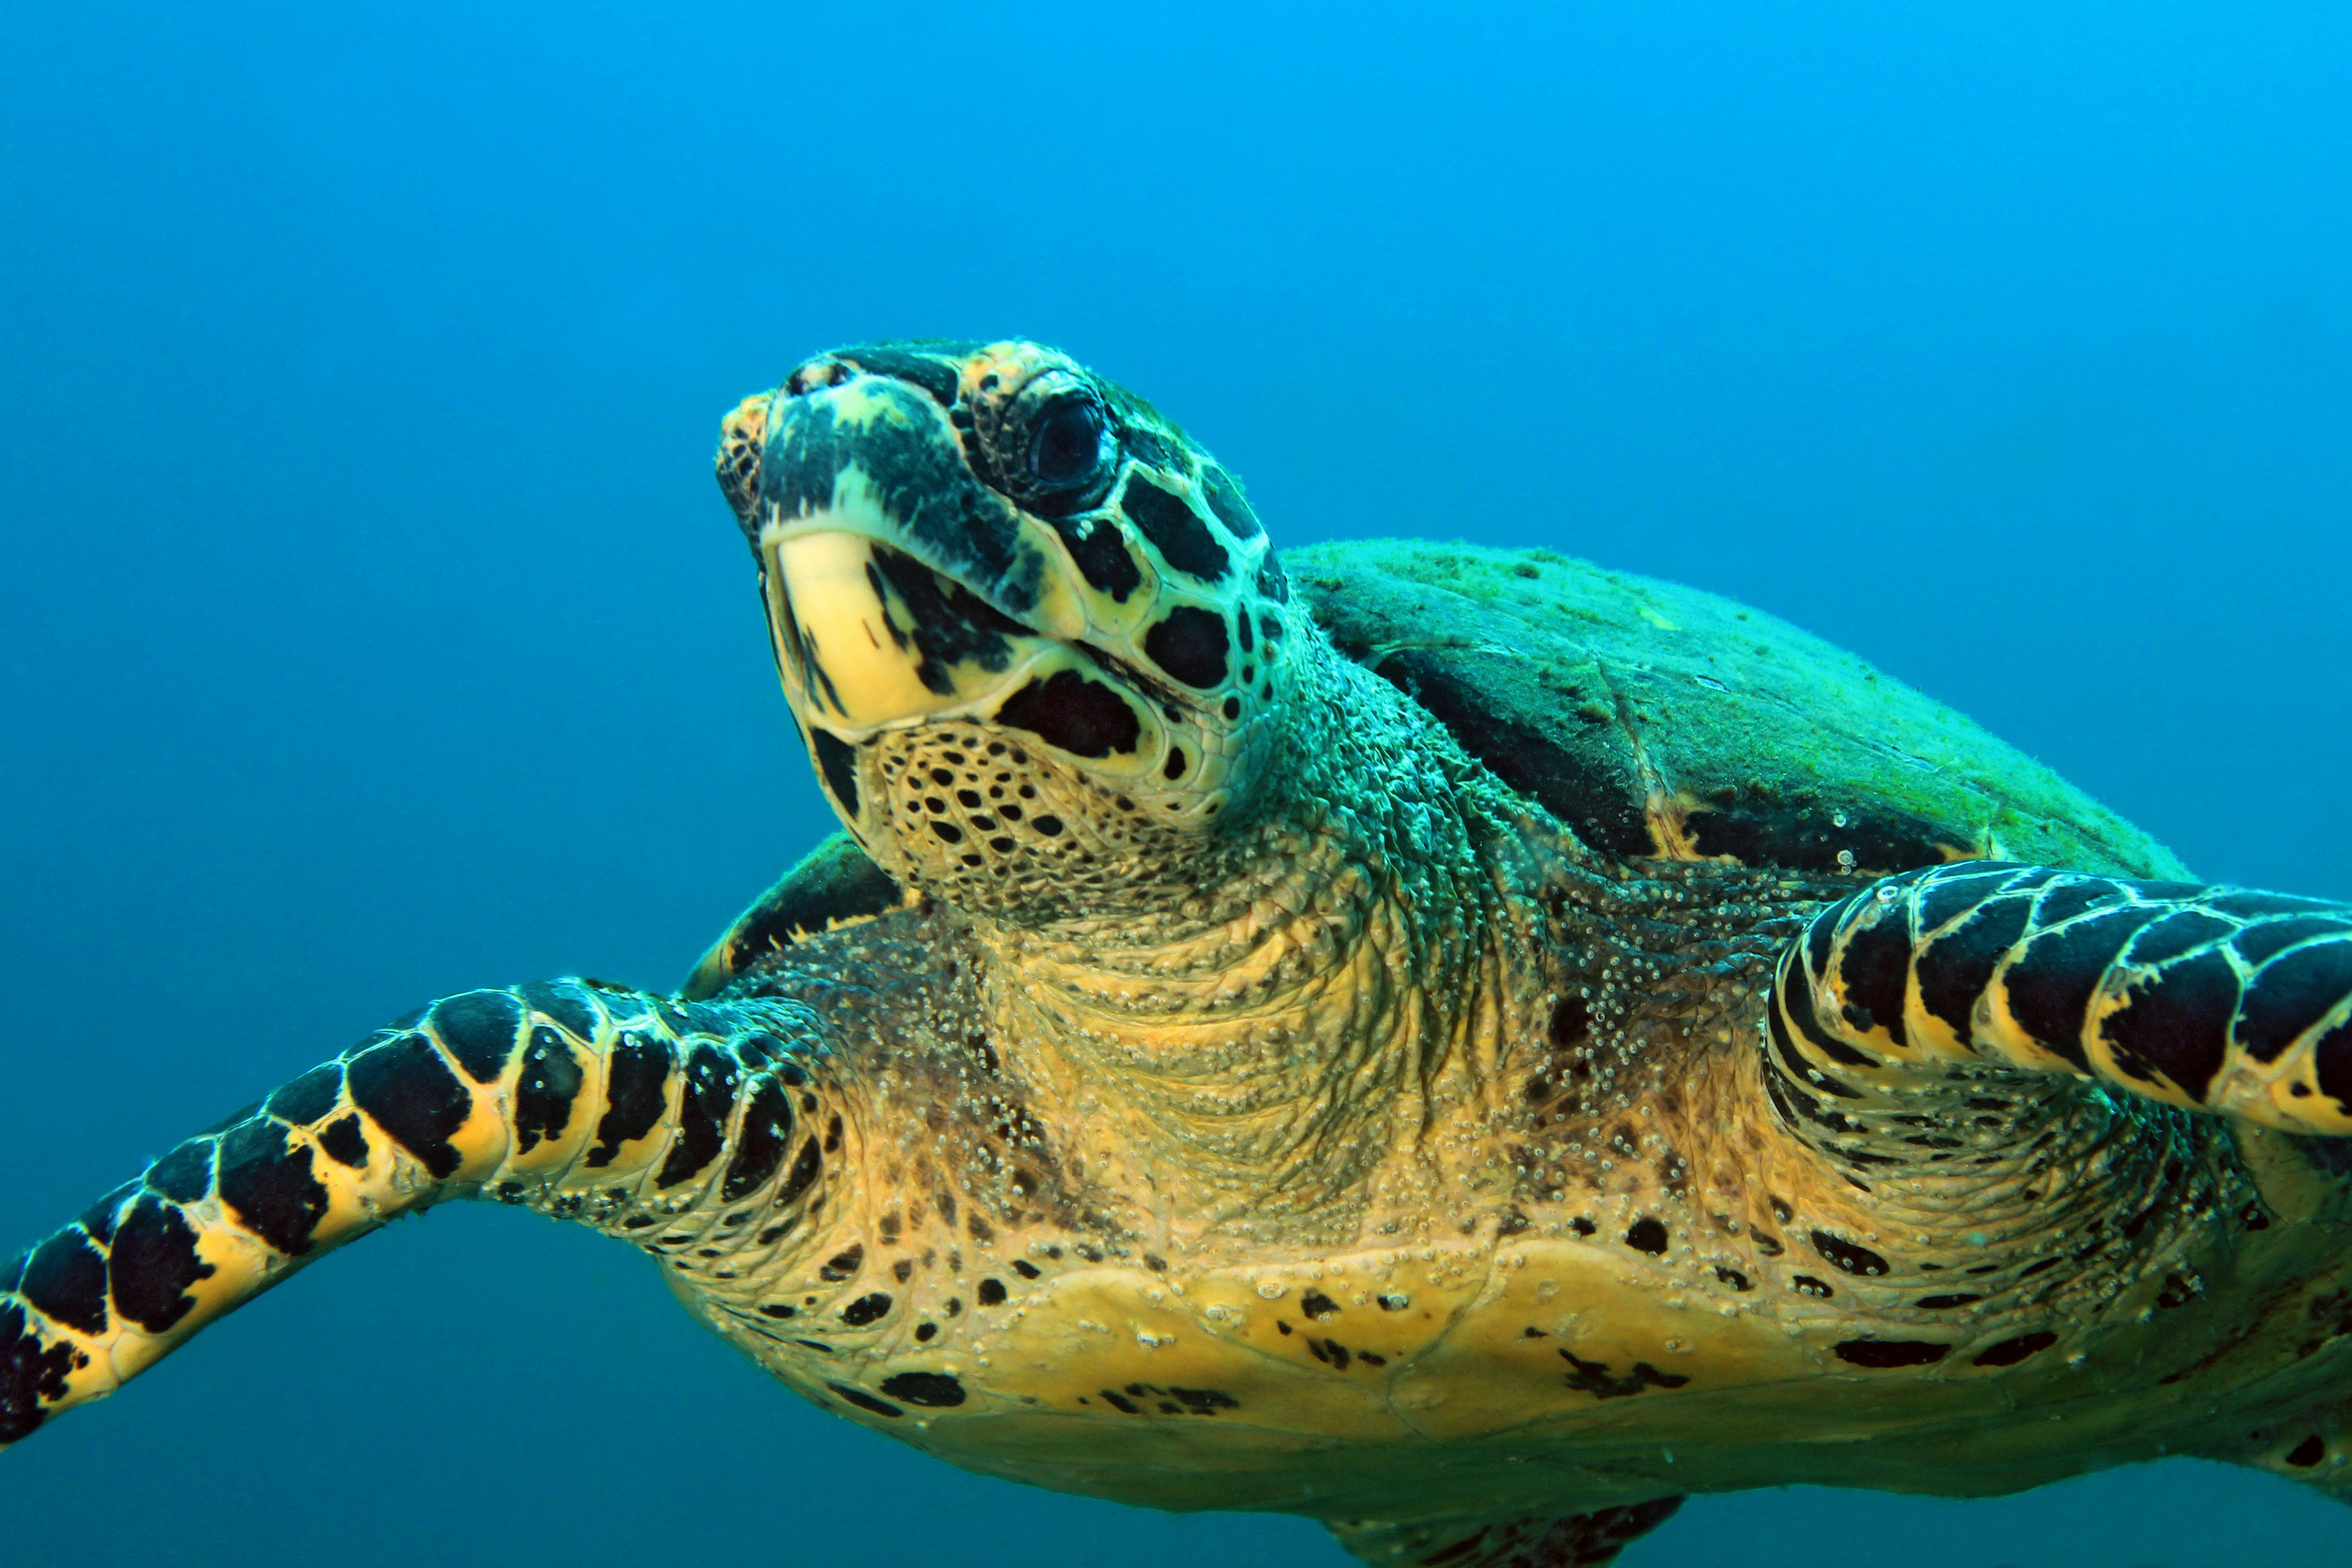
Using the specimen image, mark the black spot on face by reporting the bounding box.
[1792,1275,1834,1298]
[19,1231,109,1334]
[429,990,526,1084]
[1549,995,1591,1049]
[2287,1433,2328,1467]
[1118,473,1229,581]
[1809,1231,1889,1278]
[722,1077,795,1202]
[1300,1291,1340,1321]
[879,1370,967,1407]
[585,1033,674,1168]
[867,545,1030,697]
[215,1119,331,1257]
[835,347,961,407]
[1099,1387,1140,1413]
[1141,606,1231,690]
[106,1197,216,1334]
[1915,1294,1983,1310]
[1047,513,1144,601]
[839,1292,892,1326]
[1714,1265,1752,1291]
[810,728,862,819]
[1624,1218,1668,1254]
[976,1278,1006,1305]
[1009,1259,1041,1280]
[345,1033,473,1181]
[993,669,1142,758]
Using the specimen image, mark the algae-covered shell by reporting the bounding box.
[1290,538,2186,881]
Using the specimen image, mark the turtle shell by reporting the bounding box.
[1291,538,2187,881]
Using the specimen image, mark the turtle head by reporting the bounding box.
[719,340,1297,919]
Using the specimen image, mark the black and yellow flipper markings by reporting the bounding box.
[1770,861,2352,1136]
[0,981,841,1448]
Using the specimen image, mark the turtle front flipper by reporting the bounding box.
[1768,861,2352,1137]
[1,981,846,1448]
[1325,1499,1684,1567]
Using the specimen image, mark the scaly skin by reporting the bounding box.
[10,340,2352,1568]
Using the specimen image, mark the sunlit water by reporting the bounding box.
[4,5,2350,1564]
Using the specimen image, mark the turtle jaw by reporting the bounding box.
[758,507,1237,867]
[760,521,1066,734]
[726,342,1301,917]
[747,371,1232,860]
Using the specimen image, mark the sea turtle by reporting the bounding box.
[9,340,2352,1567]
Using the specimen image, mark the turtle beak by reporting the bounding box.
[753,375,1084,736]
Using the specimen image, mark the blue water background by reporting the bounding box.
[4,6,2350,1564]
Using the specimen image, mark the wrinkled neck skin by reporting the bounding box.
[959,647,1534,1242]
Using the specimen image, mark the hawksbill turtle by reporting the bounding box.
[9,339,2352,1567]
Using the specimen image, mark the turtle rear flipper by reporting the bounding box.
[1769,861,2352,1138]
[1327,1498,1684,1567]
[1,981,848,1448]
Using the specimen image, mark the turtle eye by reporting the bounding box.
[1028,398,1107,490]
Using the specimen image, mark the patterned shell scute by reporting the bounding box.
[1289,539,2187,881]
